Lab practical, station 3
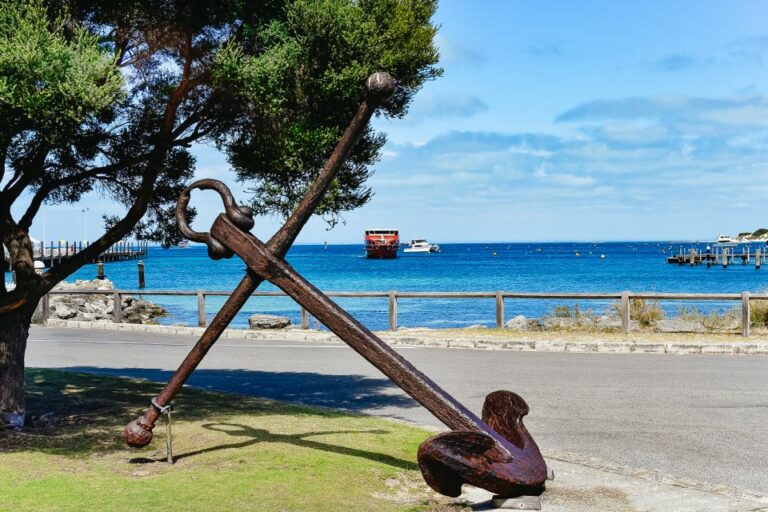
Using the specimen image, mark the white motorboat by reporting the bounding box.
[404,239,440,253]
[715,234,736,244]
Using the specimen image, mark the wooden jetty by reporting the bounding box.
[666,245,766,268]
[5,240,149,268]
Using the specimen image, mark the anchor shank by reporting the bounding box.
[211,215,506,440]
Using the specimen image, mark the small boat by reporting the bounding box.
[364,229,399,259]
[177,240,189,249]
[713,234,739,249]
[403,239,440,253]
[716,234,736,244]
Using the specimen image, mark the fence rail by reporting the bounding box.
[42,288,767,337]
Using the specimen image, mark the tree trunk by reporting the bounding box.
[0,310,30,429]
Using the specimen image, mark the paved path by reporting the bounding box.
[27,326,768,495]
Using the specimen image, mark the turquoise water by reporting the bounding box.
[9,242,768,329]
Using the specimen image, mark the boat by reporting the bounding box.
[713,234,739,249]
[403,239,440,253]
[715,234,736,244]
[177,240,189,249]
[364,229,399,259]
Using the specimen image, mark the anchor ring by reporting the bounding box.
[175,179,255,260]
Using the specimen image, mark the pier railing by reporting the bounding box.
[40,288,766,337]
[4,240,150,268]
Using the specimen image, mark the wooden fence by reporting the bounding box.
[41,289,766,337]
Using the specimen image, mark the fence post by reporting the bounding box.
[42,294,50,322]
[113,291,122,323]
[741,291,750,337]
[495,291,505,329]
[197,291,206,327]
[620,291,630,333]
[97,260,105,280]
[388,290,398,331]
[300,306,309,329]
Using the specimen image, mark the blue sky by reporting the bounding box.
[22,0,768,243]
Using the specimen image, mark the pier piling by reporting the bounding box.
[138,260,145,288]
[97,261,105,280]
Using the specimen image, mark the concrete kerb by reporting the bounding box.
[43,319,768,356]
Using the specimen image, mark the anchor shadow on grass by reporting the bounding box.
[65,366,420,413]
[8,368,420,460]
[132,423,419,471]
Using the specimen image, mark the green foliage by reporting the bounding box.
[214,0,441,221]
[0,0,122,137]
[752,228,768,238]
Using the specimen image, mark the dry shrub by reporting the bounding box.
[751,299,768,327]
[614,299,664,326]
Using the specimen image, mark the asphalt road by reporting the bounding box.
[26,327,768,494]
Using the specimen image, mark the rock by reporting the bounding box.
[543,317,580,330]
[655,319,706,333]
[248,314,291,329]
[595,315,621,330]
[45,280,166,325]
[51,303,77,320]
[504,315,528,331]
[526,318,542,331]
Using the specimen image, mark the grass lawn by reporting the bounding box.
[0,369,460,512]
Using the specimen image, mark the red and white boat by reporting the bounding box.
[364,229,399,259]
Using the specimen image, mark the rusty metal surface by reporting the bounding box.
[123,71,547,498]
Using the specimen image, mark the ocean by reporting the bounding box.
[9,242,768,330]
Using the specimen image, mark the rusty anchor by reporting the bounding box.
[123,73,547,498]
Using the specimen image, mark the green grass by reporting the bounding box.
[0,369,461,512]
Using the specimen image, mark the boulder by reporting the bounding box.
[543,317,580,330]
[51,303,77,320]
[504,315,528,331]
[248,314,291,329]
[655,319,706,333]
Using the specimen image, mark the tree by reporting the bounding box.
[0,0,440,428]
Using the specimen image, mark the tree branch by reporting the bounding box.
[41,30,198,290]
[2,143,49,203]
